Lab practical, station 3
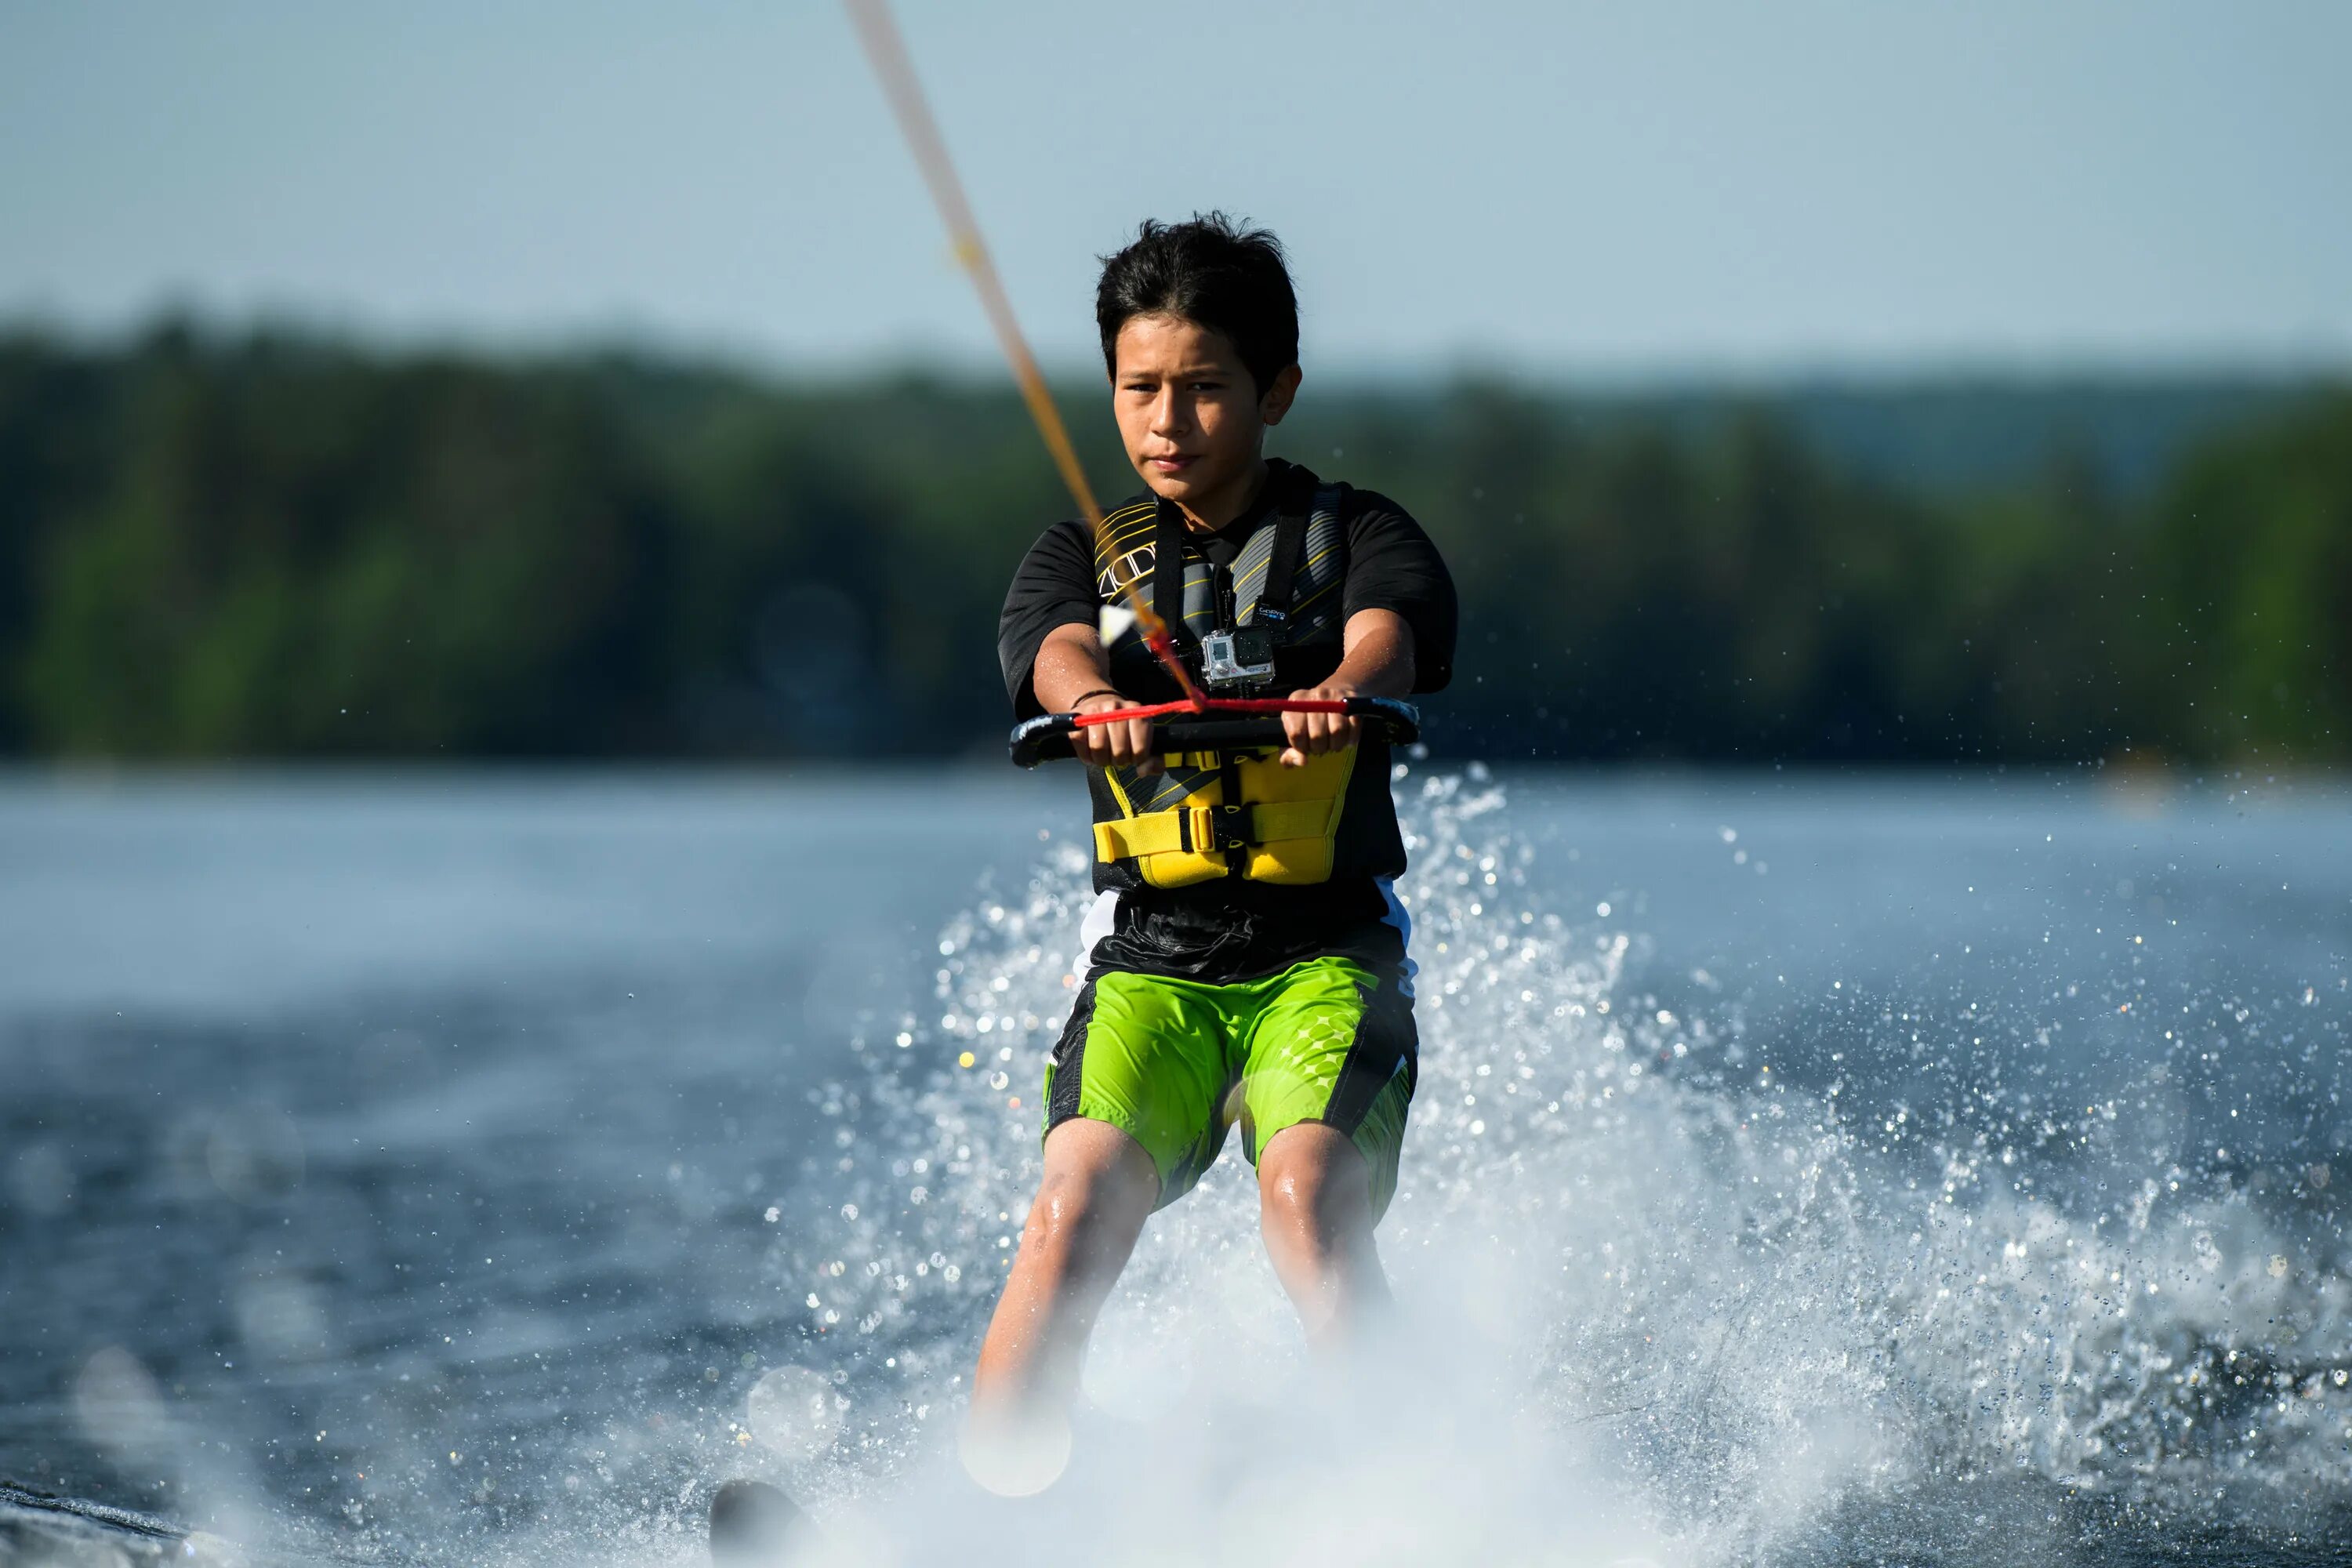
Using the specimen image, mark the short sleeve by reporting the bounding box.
[1342,494,1457,693]
[997,521,1101,718]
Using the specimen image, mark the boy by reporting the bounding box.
[985,213,1456,1455]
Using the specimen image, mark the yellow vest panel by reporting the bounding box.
[1092,746,1358,890]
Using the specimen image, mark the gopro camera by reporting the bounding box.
[1198,625,1276,690]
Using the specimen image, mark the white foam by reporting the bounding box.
[760,771,2352,1563]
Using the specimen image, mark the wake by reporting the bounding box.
[756,768,2352,1565]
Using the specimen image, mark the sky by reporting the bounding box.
[2,1,2348,378]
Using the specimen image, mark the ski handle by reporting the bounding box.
[1008,696,1419,768]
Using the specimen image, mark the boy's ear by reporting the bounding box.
[1260,364,1303,426]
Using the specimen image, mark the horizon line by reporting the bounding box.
[7,304,2352,395]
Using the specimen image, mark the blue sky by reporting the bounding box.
[3,1,2347,377]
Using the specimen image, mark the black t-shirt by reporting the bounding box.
[997,460,1457,981]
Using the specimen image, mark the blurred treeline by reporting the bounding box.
[2,323,2344,764]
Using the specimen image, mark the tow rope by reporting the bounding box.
[843,0,1206,709]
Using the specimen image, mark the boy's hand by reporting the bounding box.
[1277,682,1362,768]
[1070,691,1163,776]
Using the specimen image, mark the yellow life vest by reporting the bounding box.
[1089,483,1357,888]
[1092,744,1357,889]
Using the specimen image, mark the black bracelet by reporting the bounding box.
[1070,688,1123,709]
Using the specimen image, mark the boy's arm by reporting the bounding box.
[1033,623,1163,775]
[1277,608,1414,768]
[1001,521,1159,773]
[1341,503,1456,695]
[1279,491,1454,766]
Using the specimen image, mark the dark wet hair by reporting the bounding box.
[1096,212,1298,394]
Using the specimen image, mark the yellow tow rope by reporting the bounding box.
[842,0,1203,706]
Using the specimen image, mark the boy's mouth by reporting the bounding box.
[1145,453,1200,475]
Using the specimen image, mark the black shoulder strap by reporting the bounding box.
[1149,497,1191,651]
[1254,481,1345,630]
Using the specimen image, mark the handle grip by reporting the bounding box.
[1008,696,1420,768]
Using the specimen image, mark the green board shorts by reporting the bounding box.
[1043,955,1417,1218]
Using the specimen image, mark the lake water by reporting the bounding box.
[2,767,2347,1566]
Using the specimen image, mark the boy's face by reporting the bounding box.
[1110,314,1299,514]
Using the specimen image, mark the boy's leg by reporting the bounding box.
[971,966,1230,1445]
[1238,956,1417,1344]
[1257,1122,1390,1344]
[971,1117,1157,1425]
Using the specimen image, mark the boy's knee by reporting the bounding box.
[1257,1125,1368,1230]
[1257,1171,1316,1235]
[1026,1134,1156,1247]
[1030,1165,1116,1231]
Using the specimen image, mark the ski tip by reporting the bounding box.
[709,1478,806,1566]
